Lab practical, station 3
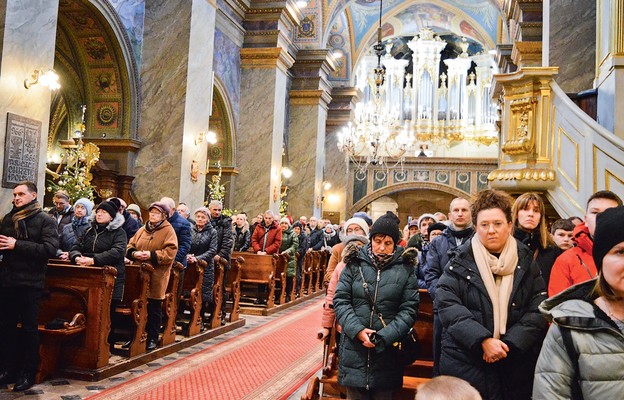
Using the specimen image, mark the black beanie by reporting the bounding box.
[96,201,118,220]
[369,211,401,244]
[592,205,624,271]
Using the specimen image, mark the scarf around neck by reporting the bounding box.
[471,234,518,339]
[146,220,165,232]
[11,200,41,239]
[366,244,394,270]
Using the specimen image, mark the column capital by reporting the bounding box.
[290,49,337,94]
[326,87,362,130]
[240,47,296,73]
[512,41,543,68]
[289,90,332,108]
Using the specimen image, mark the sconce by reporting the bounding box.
[323,181,332,190]
[24,68,60,90]
[195,130,217,145]
[281,167,293,179]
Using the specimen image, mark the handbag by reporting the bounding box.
[358,266,420,365]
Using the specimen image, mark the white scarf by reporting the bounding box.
[471,235,518,339]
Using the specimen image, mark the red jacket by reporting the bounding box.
[548,222,596,297]
[251,220,282,255]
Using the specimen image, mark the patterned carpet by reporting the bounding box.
[86,300,323,400]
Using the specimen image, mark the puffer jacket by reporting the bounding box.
[548,222,596,297]
[190,223,218,301]
[308,226,324,250]
[168,211,192,269]
[59,216,90,253]
[251,220,282,255]
[0,203,58,289]
[333,244,420,390]
[127,220,178,300]
[279,227,299,277]
[48,207,74,236]
[436,239,548,400]
[211,215,234,267]
[233,223,250,252]
[70,214,127,299]
[533,280,624,399]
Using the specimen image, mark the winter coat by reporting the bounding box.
[190,223,218,302]
[48,207,74,236]
[436,240,548,400]
[0,204,58,289]
[233,224,250,252]
[279,227,299,277]
[122,210,141,239]
[533,280,624,399]
[424,227,474,303]
[297,231,309,259]
[548,222,596,297]
[210,215,234,267]
[251,220,282,255]
[333,244,420,390]
[59,216,90,253]
[325,243,344,285]
[313,227,339,250]
[127,220,178,300]
[513,228,562,288]
[168,211,192,269]
[70,214,127,300]
[308,227,324,250]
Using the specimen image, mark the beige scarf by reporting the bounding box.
[471,235,518,339]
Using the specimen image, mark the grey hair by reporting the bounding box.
[264,210,275,217]
[160,197,176,210]
[209,200,223,208]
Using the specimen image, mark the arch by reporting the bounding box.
[350,181,471,215]
[210,77,237,167]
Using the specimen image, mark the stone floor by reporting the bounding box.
[0,299,322,400]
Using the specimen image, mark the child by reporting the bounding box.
[550,218,575,250]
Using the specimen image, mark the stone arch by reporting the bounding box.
[210,77,237,167]
[350,181,471,215]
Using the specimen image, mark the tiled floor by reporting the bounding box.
[0,300,321,400]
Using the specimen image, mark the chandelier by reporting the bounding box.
[337,11,500,171]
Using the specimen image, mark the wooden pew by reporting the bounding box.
[273,253,290,304]
[235,252,278,308]
[114,262,154,357]
[208,258,226,329]
[317,250,330,291]
[178,259,206,337]
[301,251,314,296]
[310,251,322,293]
[161,262,184,347]
[226,255,244,322]
[302,289,433,400]
[39,262,116,382]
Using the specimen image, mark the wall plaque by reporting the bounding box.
[2,113,41,188]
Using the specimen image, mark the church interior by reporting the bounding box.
[0,0,624,398]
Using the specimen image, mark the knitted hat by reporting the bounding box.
[96,201,118,219]
[344,217,370,236]
[108,197,122,211]
[353,211,373,227]
[127,203,141,216]
[280,217,291,227]
[408,219,419,228]
[369,211,401,244]
[593,206,624,271]
[74,198,94,216]
[149,201,171,217]
[428,222,447,235]
[194,207,210,217]
[292,221,303,230]
[343,233,369,247]
[418,213,438,228]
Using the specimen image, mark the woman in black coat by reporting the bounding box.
[333,212,419,399]
[187,207,218,323]
[436,190,547,400]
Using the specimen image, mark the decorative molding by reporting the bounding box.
[240,47,295,72]
[85,138,141,152]
[289,89,332,107]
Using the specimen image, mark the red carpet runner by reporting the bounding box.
[88,300,323,400]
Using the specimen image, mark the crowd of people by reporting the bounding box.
[1,180,624,398]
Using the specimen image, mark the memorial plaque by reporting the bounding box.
[2,113,41,188]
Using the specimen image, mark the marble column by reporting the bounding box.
[134,0,216,211]
[235,48,294,215]
[596,0,624,138]
[287,50,335,219]
[325,87,361,219]
[0,0,59,205]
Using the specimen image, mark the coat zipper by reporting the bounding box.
[365,268,381,391]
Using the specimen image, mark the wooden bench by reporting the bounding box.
[302,289,433,399]
[178,259,206,337]
[208,258,227,329]
[301,251,315,296]
[38,262,116,382]
[226,255,243,322]
[317,250,330,291]
[309,251,322,293]
[161,261,184,346]
[273,253,290,304]
[114,262,153,357]
[236,253,278,308]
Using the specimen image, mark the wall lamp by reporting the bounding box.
[24,68,60,90]
[195,130,217,145]
[281,167,293,179]
[323,181,332,190]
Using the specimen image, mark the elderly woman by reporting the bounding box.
[126,202,178,351]
[186,207,218,325]
[333,211,419,399]
[533,205,624,399]
[58,198,94,259]
[278,217,299,302]
[436,189,547,400]
[512,192,561,287]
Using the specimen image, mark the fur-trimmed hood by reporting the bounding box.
[87,212,126,231]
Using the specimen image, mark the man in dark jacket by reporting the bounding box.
[108,197,140,239]
[424,197,474,376]
[307,216,324,251]
[209,200,234,325]
[0,181,59,391]
[48,190,73,235]
[161,197,192,307]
